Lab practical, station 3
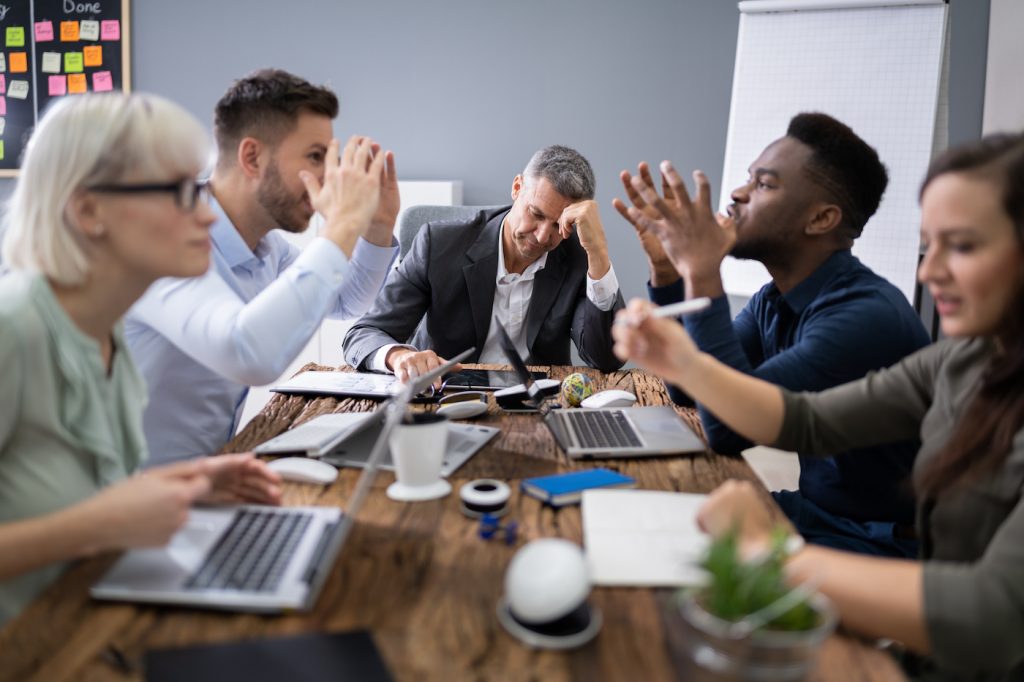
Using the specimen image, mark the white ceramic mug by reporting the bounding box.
[389,412,448,489]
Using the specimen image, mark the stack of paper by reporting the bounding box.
[582,489,710,587]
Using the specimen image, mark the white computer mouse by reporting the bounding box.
[580,389,637,409]
[268,457,338,485]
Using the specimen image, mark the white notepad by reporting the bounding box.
[582,489,710,587]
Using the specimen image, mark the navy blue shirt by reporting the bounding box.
[649,250,931,525]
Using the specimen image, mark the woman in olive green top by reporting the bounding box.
[613,134,1024,680]
[0,93,281,625]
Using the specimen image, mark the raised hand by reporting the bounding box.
[613,162,681,287]
[619,161,736,297]
[299,136,385,258]
[365,147,400,247]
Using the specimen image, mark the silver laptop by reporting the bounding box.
[253,410,499,478]
[90,351,472,613]
[494,320,705,459]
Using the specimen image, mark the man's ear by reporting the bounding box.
[237,137,266,179]
[805,202,843,237]
[511,174,523,201]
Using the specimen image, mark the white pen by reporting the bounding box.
[615,296,712,327]
[651,296,712,318]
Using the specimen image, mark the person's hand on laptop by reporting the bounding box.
[385,347,463,391]
[198,453,283,506]
[77,459,213,553]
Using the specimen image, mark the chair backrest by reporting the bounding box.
[397,205,504,260]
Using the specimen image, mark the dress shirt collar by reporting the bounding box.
[496,215,548,283]
[209,197,263,271]
[779,249,858,315]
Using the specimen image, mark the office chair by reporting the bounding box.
[397,205,504,260]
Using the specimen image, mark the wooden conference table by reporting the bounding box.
[0,365,906,682]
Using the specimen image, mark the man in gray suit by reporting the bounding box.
[343,145,625,381]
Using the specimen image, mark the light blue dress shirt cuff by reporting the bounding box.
[301,236,398,285]
[586,264,620,311]
[297,237,350,285]
[351,236,400,271]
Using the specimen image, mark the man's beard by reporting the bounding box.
[729,218,796,266]
[257,161,309,233]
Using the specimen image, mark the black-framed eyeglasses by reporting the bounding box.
[88,178,210,211]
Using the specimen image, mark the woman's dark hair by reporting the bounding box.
[917,132,1024,497]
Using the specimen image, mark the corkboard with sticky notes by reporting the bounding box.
[0,0,130,175]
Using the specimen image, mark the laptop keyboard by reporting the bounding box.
[562,410,643,449]
[186,509,313,593]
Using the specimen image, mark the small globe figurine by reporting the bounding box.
[560,372,594,407]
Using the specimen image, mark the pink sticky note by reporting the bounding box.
[0,97,5,116]
[0,75,5,95]
[35,21,55,42]
[92,71,113,92]
[100,20,120,41]
[49,75,67,96]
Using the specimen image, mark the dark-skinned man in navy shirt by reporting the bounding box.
[615,113,930,558]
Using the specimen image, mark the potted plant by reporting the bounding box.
[664,530,837,682]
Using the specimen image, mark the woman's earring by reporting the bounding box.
[92,223,105,237]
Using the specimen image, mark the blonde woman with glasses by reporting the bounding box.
[0,93,287,625]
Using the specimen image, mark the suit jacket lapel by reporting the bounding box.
[526,246,568,350]
[463,211,504,351]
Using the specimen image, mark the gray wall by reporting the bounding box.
[0,0,989,308]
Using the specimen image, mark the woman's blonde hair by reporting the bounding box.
[1,92,211,285]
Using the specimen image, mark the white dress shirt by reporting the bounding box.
[125,199,398,464]
[369,219,619,370]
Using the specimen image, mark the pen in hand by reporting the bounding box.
[615,296,712,328]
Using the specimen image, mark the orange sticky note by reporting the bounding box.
[9,52,27,73]
[68,73,87,94]
[61,21,80,42]
[83,45,102,67]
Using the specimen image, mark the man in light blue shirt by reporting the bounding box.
[126,69,399,464]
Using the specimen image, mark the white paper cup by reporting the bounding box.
[389,413,448,489]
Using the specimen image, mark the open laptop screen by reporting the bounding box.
[492,319,555,414]
[335,347,474,537]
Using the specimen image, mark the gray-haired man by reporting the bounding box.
[343,145,625,380]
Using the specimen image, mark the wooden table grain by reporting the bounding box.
[0,365,907,682]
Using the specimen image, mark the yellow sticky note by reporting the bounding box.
[64,52,84,73]
[6,27,25,48]
[0,140,5,161]
[61,21,80,42]
[10,53,27,73]
[68,73,87,94]
[83,45,102,67]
